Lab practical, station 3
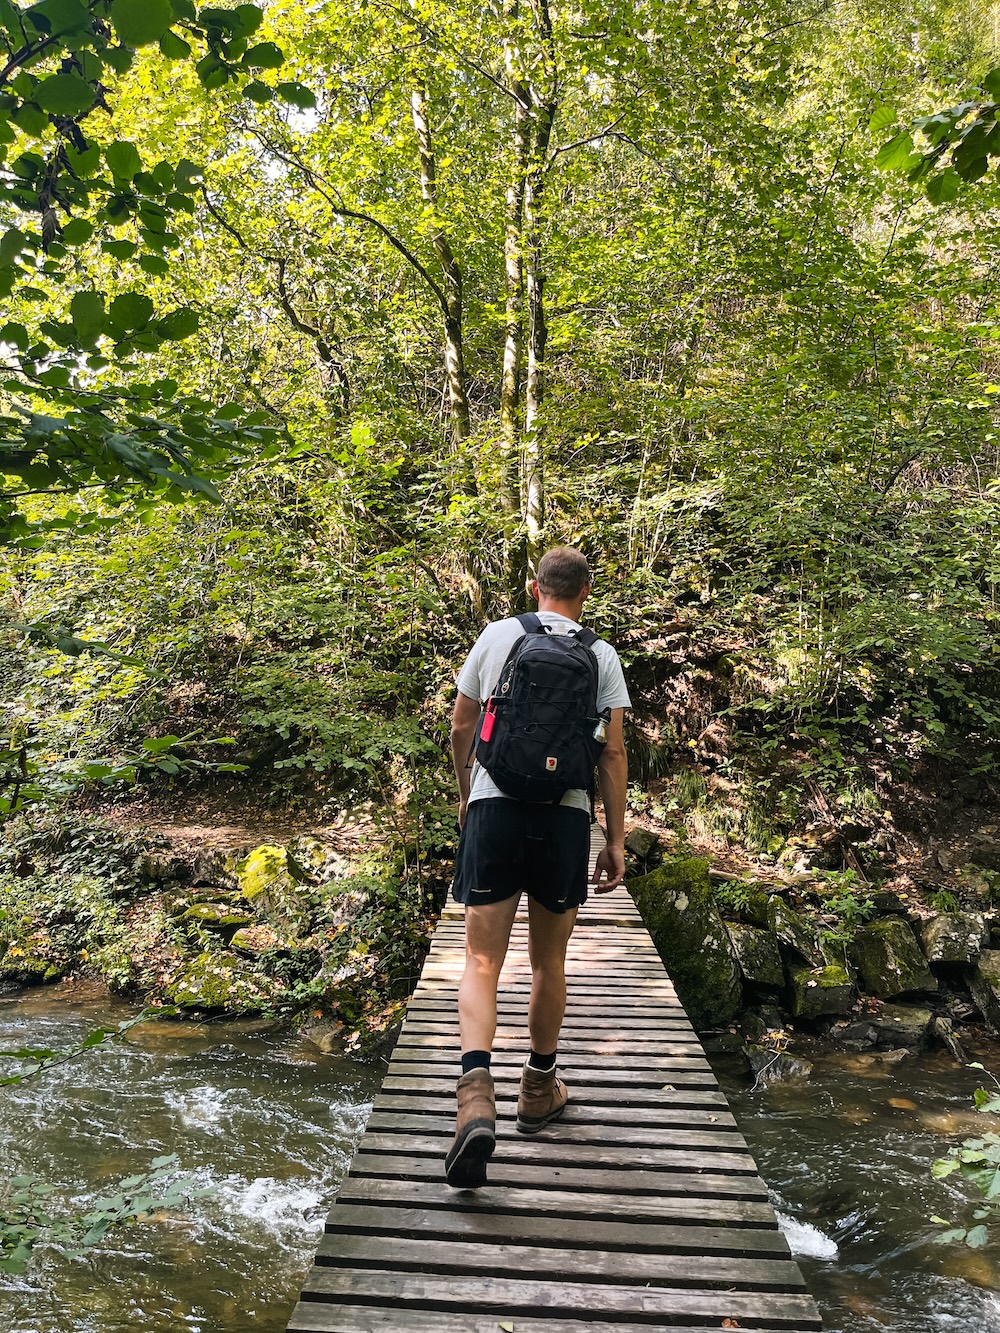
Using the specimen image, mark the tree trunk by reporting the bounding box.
[410,82,472,450]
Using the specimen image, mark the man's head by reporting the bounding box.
[533,547,591,608]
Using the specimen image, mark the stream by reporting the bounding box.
[3,989,1000,1332]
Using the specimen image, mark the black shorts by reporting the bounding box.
[451,799,590,915]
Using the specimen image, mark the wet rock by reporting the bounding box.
[164,951,269,1011]
[969,951,1000,1033]
[931,1014,966,1064]
[181,902,253,937]
[868,1003,933,1050]
[701,1032,746,1055]
[919,912,988,966]
[872,1048,912,1067]
[767,897,819,964]
[726,923,784,988]
[739,1005,786,1043]
[746,1044,813,1084]
[850,917,937,998]
[235,844,316,936]
[789,963,854,1020]
[629,858,742,1029]
[299,1019,347,1054]
[832,1020,878,1051]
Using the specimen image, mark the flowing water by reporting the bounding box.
[0,988,380,1333]
[4,988,1000,1332]
[716,1042,1000,1333]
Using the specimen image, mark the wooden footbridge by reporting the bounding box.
[286,849,823,1332]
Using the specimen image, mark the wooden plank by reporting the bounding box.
[382,1064,720,1087]
[355,1133,758,1175]
[314,1232,806,1289]
[320,1203,793,1257]
[333,1176,779,1224]
[380,1077,730,1106]
[363,1111,744,1146]
[369,1094,738,1128]
[298,1268,824,1328]
[288,1301,810,1332]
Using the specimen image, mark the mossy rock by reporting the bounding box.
[235,844,315,936]
[181,902,254,937]
[850,916,937,999]
[726,923,784,988]
[789,963,853,1020]
[919,912,987,966]
[163,951,273,1011]
[970,951,1000,1032]
[629,858,741,1029]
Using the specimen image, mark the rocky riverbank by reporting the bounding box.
[628,831,1000,1080]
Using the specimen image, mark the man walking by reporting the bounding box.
[445,546,630,1188]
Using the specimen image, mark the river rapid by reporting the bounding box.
[4,989,1000,1332]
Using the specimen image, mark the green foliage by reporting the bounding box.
[0,1007,167,1084]
[0,1155,211,1275]
[929,888,961,914]
[931,1067,1000,1250]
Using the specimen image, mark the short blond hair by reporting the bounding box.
[536,547,591,599]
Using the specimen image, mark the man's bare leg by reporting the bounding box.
[526,896,578,1054]
[458,894,521,1054]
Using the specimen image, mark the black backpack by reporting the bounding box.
[474,613,605,803]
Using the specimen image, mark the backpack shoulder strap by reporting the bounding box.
[516,612,544,635]
[574,627,599,650]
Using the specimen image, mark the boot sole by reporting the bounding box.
[516,1101,567,1134]
[445,1118,495,1188]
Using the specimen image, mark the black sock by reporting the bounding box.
[461,1050,491,1075]
[528,1049,556,1072]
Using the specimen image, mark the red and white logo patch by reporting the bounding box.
[545,756,558,771]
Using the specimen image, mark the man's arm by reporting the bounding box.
[451,690,481,828]
[592,707,627,892]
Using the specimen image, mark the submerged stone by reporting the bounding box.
[919,912,988,966]
[850,916,937,998]
[629,858,742,1029]
[789,963,853,1020]
[726,923,784,988]
[746,1044,813,1084]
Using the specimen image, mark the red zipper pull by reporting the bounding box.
[480,699,496,742]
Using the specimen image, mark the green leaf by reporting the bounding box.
[174,159,204,192]
[243,80,274,104]
[982,69,1000,101]
[104,45,135,74]
[967,1224,990,1248]
[234,3,263,34]
[158,29,191,59]
[102,239,136,259]
[195,54,229,90]
[109,292,154,330]
[139,254,170,276]
[876,131,916,171]
[242,41,284,69]
[869,106,896,133]
[70,290,105,342]
[33,73,94,116]
[276,81,316,109]
[105,140,143,180]
[110,0,172,47]
[0,321,29,350]
[61,218,94,245]
[24,0,92,37]
[156,308,199,340]
[926,168,961,205]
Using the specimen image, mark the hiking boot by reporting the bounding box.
[516,1061,568,1133]
[445,1068,496,1188]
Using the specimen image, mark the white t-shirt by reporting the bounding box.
[456,612,632,811]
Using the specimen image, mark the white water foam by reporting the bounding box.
[163,1086,236,1131]
[775,1210,840,1261]
[213,1176,327,1238]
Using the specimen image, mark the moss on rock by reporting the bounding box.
[726,923,784,988]
[789,963,853,1019]
[181,902,254,936]
[234,844,315,936]
[850,916,937,998]
[629,858,741,1028]
[164,950,276,1011]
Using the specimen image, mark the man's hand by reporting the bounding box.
[591,843,625,893]
[458,797,468,829]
